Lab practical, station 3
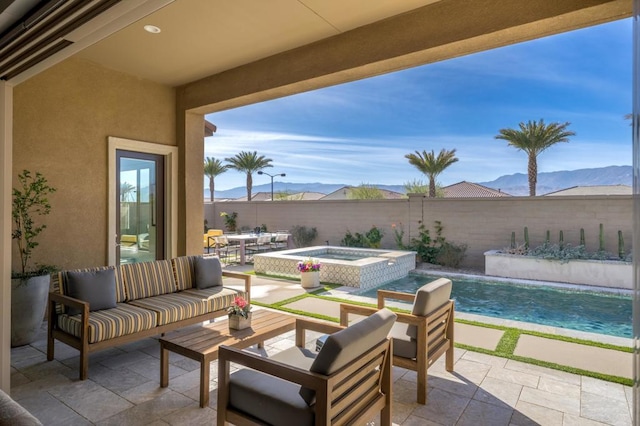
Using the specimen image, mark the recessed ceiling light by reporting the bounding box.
[144,25,161,34]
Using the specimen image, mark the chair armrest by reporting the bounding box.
[339,303,378,326]
[48,292,90,314]
[294,318,344,347]
[377,289,415,308]
[222,271,252,301]
[218,345,324,390]
[340,303,425,327]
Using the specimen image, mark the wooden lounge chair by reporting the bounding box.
[217,309,397,426]
[340,278,455,404]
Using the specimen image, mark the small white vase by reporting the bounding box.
[300,271,320,289]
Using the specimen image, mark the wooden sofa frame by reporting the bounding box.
[217,318,393,426]
[47,270,251,380]
[340,289,454,404]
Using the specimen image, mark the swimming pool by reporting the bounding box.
[358,274,632,338]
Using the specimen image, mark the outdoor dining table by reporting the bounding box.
[224,233,292,265]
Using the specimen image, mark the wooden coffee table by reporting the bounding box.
[159,309,296,407]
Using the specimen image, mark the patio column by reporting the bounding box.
[0,81,13,392]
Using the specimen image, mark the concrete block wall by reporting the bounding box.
[205,195,632,270]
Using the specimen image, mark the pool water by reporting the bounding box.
[358,274,632,338]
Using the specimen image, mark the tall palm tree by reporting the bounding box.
[495,119,575,196]
[204,157,229,202]
[225,151,273,201]
[405,149,458,197]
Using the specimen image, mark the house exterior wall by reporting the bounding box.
[206,195,632,269]
[12,58,176,270]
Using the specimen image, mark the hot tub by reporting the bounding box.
[253,246,416,289]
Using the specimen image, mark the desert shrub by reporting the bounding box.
[291,225,317,248]
[341,226,384,248]
[436,242,467,268]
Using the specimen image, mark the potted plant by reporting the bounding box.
[11,170,56,346]
[227,296,252,330]
[297,258,321,289]
[220,211,238,233]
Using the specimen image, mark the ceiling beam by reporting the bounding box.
[178,0,630,114]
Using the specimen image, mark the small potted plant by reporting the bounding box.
[227,296,252,330]
[297,258,321,289]
[11,170,57,346]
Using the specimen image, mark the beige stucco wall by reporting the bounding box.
[205,196,632,269]
[12,57,176,270]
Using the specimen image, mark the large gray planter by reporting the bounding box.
[11,275,50,347]
[484,250,632,289]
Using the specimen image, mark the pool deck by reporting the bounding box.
[9,265,634,425]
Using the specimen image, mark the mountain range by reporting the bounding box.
[209,165,632,199]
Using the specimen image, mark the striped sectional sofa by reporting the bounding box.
[46,256,251,380]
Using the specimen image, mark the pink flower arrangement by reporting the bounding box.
[297,258,321,273]
[228,296,251,318]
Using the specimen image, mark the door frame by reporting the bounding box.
[108,136,178,265]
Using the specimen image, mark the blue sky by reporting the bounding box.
[205,19,631,191]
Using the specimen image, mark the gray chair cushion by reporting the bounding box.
[194,256,223,289]
[229,368,314,426]
[300,308,397,405]
[408,278,452,339]
[271,346,317,371]
[389,322,417,359]
[65,269,117,315]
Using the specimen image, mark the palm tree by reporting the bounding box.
[225,151,273,201]
[204,157,229,202]
[405,149,458,197]
[495,119,575,196]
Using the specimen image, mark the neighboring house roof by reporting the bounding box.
[544,185,632,196]
[321,186,405,200]
[282,192,325,200]
[204,120,217,137]
[233,192,270,202]
[442,181,512,198]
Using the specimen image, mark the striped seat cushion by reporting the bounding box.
[56,303,157,344]
[128,293,210,326]
[180,287,247,312]
[121,260,177,300]
[171,255,200,291]
[51,266,126,314]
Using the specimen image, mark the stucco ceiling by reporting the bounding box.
[76,0,440,87]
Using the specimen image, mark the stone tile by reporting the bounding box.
[519,386,580,416]
[10,370,30,387]
[505,359,582,386]
[99,350,156,370]
[117,380,173,405]
[462,350,508,368]
[10,345,45,368]
[511,400,564,426]
[563,413,610,426]
[392,379,420,404]
[514,335,632,379]
[96,390,193,426]
[457,399,513,426]
[17,358,73,381]
[17,391,92,426]
[474,376,523,408]
[426,371,478,398]
[390,401,415,425]
[580,391,632,426]
[125,356,188,381]
[166,369,201,393]
[581,376,627,402]
[456,323,504,350]
[48,380,133,423]
[10,373,74,401]
[401,415,445,426]
[90,364,153,394]
[450,359,491,385]
[538,376,581,399]
[487,366,540,388]
[410,388,470,425]
[281,298,341,318]
[162,403,216,425]
[623,385,633,418]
